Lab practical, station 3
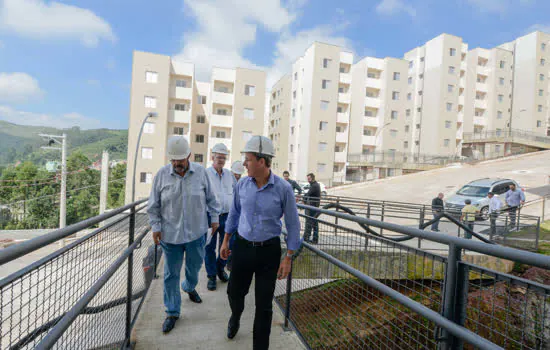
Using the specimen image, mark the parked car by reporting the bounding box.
[444,178,521,220]
[299,181,328,196]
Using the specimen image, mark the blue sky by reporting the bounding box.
[0,0,549,130]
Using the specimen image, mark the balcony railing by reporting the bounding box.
[463,128,550,148]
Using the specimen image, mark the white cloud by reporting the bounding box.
[0,0,115,47]
[174,0,295,81]
[465,0,531,14]
[0,72,44,104]
[0,105,101,129]
[375,0,416,17]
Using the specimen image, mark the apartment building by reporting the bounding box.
[269,42,354,184]
[125,51,266,203]
[500,31,550,135]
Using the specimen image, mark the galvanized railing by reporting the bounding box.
[275,204,550,350]
[0,199,158,349]
[463,129,550,147]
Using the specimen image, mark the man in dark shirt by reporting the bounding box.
[303,173,321,244]
[283,170,302,195]
[431,193,444,232]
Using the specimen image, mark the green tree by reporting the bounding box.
[108,163,126,208]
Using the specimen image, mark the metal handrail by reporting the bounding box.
[0,199,148,265]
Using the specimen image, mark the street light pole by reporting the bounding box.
[39,133,67,229]
[131,112,157,203]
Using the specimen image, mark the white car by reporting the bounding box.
[299,181,327,196]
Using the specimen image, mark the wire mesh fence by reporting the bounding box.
[0,203,153,349]
[277,207,550,349]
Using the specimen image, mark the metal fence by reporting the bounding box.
[0,199,156,349]
[463,129,550,147]
[276,205,550,350]
[299,195,542,251]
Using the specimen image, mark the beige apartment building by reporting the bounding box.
[125,51,266,203]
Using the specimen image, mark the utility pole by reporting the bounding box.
[99,151,109,216]
[39,133,67,230]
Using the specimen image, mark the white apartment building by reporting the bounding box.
[125,51,266,203]
[500,31,550,135]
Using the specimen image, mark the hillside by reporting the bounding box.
[0,121,128,167]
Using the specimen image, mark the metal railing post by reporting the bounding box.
[380,201,385,236]
[418,206,425,249]
[125,206,136,347]
[535,217,541,251]
[334,197,339,237]
[439,244,462,350]
[283,260,293,331]
[453,262,470,350]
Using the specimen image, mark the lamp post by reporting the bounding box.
[131,112,158,203]
[39,133,67,229]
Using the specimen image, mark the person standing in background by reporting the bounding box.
[231,161,245,182]
[430,193,444,232]
[460,199,478,239]
[505,183,525,230]
[303,173,321,244]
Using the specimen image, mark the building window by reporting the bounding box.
[392,91,399,100]
[175,103,188,111]
[407,93,412,101]
[196,115,205,123]
[390,129,397,138]
[419,74,424,79]
[176,79,187,88]
[217,108,228,116]
[293,90,296,99]
[242,131,252,141]
[145,71,158,83]
[244,108,255,120]
[443,139,450,147]
[338,87,344,93]
[290,144,294,152]
[417,107,422,112]
[406,109,411,117]
[409,61,413,69]
[318,142,327,152]
[537,120,543,127]
[336,125,343,133]
[140,172,153,184]
[391,111,398,120]
[363,128,372,136]
[446,103,453,111]
[292,109,296,118]
[448,84,454,93]
[215,131,226,138]
[448,66,455,74]
[317,163,326,173]
[294,72,298,80]
[405,125,410,132]
[475,110,483,117]
[339,66,345,73]
[542,43,547,51]
[540,74,545,81]
[420,57,425,62]
[245,85,256,96]
[322,58,331,68]
[173,127,185,135]
[291,126,294,135]
[322,79,330,89]
[367,72,377,78]
[143,122,155,134]
[198,95,206,104]
[541,58,546,66]
[445,121,452,128]
[195,134,205,143]
[319,121,328,131]
[144,96,157,108]
[498,94,504,102]
[365,110,373,117]
[393,72,400,81]
[216,86,229,93]
[320,100,329,110]
[499,61,505,69]
[141,147,153,159]
[539,89,544,97]
[538,105,543,112]
[497,111,503,119]
[449,48,456,56]
[418,90,423,96]
[404,141,409,148]
[408,77,412,85]
[194,154,203,163]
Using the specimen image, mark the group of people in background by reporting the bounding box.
[147,135,303,349]
[430,184,526,239]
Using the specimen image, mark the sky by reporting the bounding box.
[0,0,549,130]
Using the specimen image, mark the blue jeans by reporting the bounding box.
[160,235,206,317]
[431,211,442,231]
[205,213,228,278]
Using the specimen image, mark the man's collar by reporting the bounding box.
[247,170,274,186]
[170,162,195,176]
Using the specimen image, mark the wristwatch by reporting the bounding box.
[286,252,294,258]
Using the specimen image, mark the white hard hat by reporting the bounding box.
[166,135,191,160]
[231,161,245,174]
[241,135,275,157]
[212,143,229,155]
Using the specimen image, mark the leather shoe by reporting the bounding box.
[217,268,229,283]
[207,276,217,291]
[162,316,178,333]
[227,315,240,339]
[187,289,202,303]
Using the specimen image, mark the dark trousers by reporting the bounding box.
[431,210,442,231]
[304,209,319,242]
[508,206,519,227]
[464,222,474,239]
[205,213,228,278]
[227,234,281,350]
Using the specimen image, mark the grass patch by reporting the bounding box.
[508,220,550,240]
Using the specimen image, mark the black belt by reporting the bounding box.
[237,233,279,247]
[220,213,229,216]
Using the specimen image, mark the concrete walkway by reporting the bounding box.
[131,260,305,350]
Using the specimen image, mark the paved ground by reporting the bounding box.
[131,261,305,350]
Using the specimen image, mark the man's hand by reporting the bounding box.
[277,256,292,280]
[152,231,161,245]
[211,222,219,233]
[220,241,231,260]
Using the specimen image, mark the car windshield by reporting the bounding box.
[456,185,490,197]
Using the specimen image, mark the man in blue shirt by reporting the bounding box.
[204,143,236,291]
[505,183,525,229]
[220,135,301,349]
[147,136,221,334]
